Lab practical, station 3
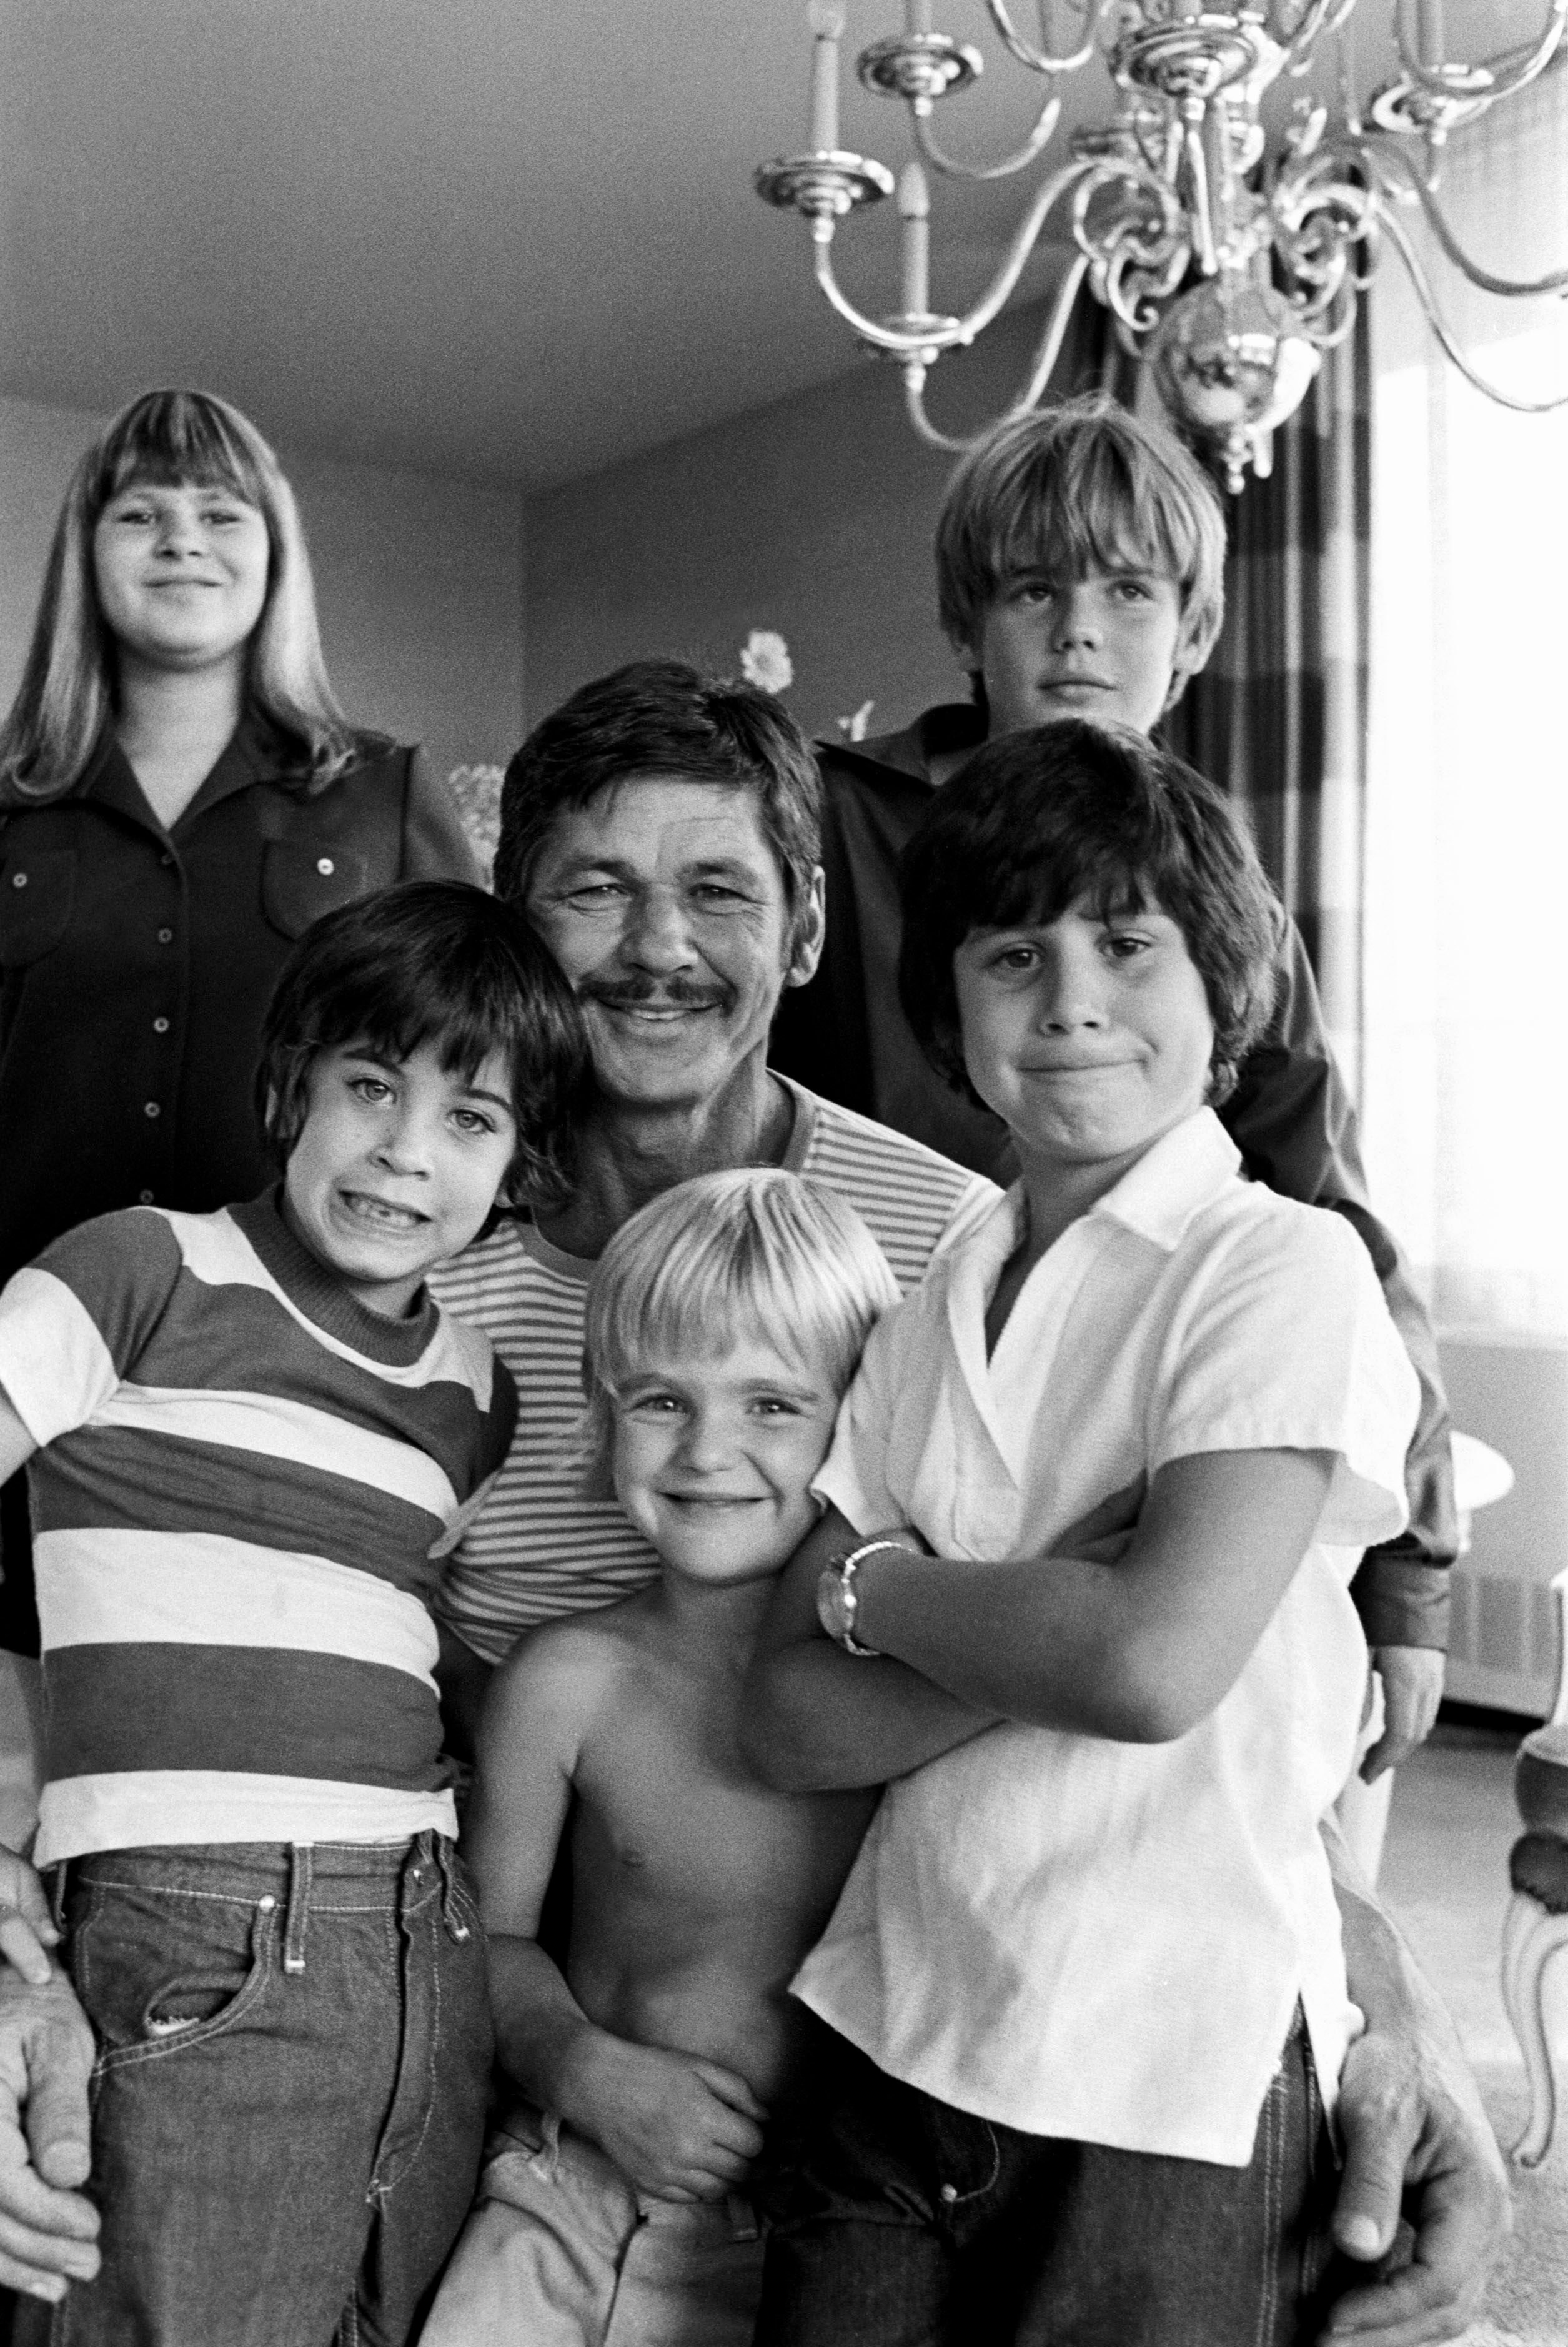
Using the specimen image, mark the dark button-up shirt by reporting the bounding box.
[770,704,1457,1648]
[0,715,479,1288]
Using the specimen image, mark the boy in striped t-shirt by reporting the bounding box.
[0,881,587,2346]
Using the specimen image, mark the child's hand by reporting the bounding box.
[569,2036,767,2203]
[1358,1645,1444,1781]
[0,1854,59,1990]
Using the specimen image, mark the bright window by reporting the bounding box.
[1362,64,1568,1336]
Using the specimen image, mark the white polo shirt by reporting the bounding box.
[796,1108,1419,2167]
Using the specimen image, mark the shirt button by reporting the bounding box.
[152,1017,170,1035]
[138,1189,154,1204]
[157,926,174,945]
[144,1101,161,1119]
[159,851,174,868]
[939,2184,959,2205]
[9,872,26,890]
[316,856,335,876]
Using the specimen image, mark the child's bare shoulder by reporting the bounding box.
[484,1595,658,1762]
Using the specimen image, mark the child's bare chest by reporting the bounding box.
[572,1671,870,1933]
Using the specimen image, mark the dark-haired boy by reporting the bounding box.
[770,393,1454,1789]
[0,882,587,2345]
[748,723,1424,2346]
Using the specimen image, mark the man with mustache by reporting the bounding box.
[0,660,1506,2347]
[429,658,996,1669]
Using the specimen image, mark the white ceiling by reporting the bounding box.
[0,1,1542,492]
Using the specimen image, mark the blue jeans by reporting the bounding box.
[18,1836,492,2347]
[755,2014,1349,2347]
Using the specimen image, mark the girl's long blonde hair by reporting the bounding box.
[0,388,364,804]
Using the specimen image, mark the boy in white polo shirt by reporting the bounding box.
[743,720,1422,2346]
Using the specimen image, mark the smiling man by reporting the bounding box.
[427,659,996,1668]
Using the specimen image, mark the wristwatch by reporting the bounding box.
[816,1539,913,1657]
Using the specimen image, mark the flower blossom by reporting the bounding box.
[739,630,794,695]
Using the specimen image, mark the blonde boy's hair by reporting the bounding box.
[579,1169,900,1491]
[935,394,1228,692]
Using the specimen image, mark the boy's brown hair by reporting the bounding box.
[899,719,1281,1107]
[257,880,589,1213]
[935,395,1228,703]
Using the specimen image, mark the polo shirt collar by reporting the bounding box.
[942,1108,1240,1481]
[1086,1107,1241,1251]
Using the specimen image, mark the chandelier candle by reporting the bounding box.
[810,1,845,152]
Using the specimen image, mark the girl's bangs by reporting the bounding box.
[93,396,268,514]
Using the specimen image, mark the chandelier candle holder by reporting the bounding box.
[757,1,1568,490]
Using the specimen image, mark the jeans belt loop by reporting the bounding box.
[284,1843,311,1975]
[47,1860,69,1938]
[433,1832,470,1943]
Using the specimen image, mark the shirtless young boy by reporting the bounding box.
[421,1167,900,2347]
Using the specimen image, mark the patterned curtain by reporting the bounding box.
[1164,324,1372,1093]
[1078,309,1374,1093]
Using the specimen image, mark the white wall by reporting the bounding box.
[0,394,525,786]
[520,289,1097,744]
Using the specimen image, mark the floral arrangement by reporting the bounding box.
[738,629,793,695]
[444,764,505,886]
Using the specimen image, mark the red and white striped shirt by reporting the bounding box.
[0,1193,515,1865]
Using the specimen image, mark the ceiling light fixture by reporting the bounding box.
[757,2,1568,490]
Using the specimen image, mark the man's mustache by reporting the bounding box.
[580,977,733,1013]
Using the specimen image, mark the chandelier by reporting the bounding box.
[756,2,1568,490]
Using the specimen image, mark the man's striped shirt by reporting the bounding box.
[0,1194,516,1865]
[429,1079,998,1660]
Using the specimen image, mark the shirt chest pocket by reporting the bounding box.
[0,848,78,968]
[260,842,372,940]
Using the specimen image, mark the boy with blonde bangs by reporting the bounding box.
[770,390,1454,1799]
[747,723,1424,2346]
[423,1168,898,2347]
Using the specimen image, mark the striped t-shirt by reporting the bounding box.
[0,1194,517,1866]
[428,1079,998,1661]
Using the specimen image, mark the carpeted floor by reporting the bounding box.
[1381,1719,1568,2345]
[1464,2064,1568,2346]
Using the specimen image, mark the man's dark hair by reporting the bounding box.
[899,720,1282,1106]
[257,881,589,1209]
[493,659,822,943]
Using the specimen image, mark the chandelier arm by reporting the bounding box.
[810,158,1092,355]
[1011,251,1094,406]
[979,0,1099,78]
[901,365,982,451]
[1392,0,1567,102]
[1183,124,1219,278]
[1376,204,1568,412]
[1281,1,1359,75]
[911,94,1063,182]
[898,252,1095,455]
[1361,143,1568,297]
[811,239,957,354]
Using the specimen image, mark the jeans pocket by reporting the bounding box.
[72,1880,277,2072]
